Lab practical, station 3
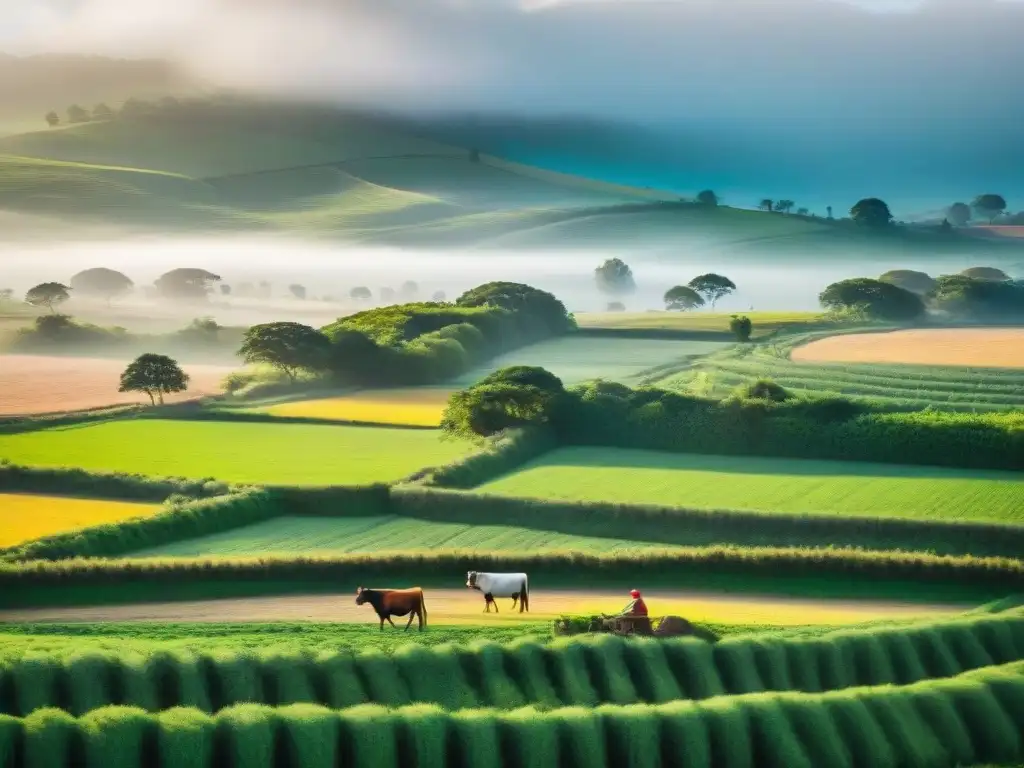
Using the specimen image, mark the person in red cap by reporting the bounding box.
[619,589,648,617]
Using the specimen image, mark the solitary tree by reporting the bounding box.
[730,315,753,341]
[92,103,115,121]
[238,322,331,382]
[759,199,774,213]
[288,284,306,300]
[400,280,419,300]
[948,202,972,227]
[25,282,71,313]
[850,198,893,228]
[775,200,795,214]
[154,268,221,301]
[595,258,636,297]
[119,353,189,405]
[431,290,447,302]
[796,207,810,216]
[350,286,372,301]
[67,104,91,124]
[688,273,736,309]
[972,194,1007,223]
[45,111,60,128]
[663,286,705,311]
[69,268,133,306]
[696,190,719,207]
[826,206,834,219]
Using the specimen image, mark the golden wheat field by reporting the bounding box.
[262,387,452,426]
[0,493,161,548]
[0,355,234,415]
[792,328,1024,368]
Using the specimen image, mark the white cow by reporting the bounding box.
[466,571,530,613]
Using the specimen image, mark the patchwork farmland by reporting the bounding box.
[0,493,160,547]
[792,327,1024,368]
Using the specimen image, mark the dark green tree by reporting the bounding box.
[25,282,71,313]
[850,198,893,228]
[441,383,559,439]
[119,353,189,405]
[696,190,719,207]
[729,315,753,341]
[688,274,736,309]
[456,282,574,334]
[960,267,1010,281]
[238,322,331,382]
[478,366,565,394]
[595,258,636,297]
[819,278,924,321]
[70,268,133,305]
[45,111,59,128]
[664,286,705,311]
[774,200,795,214]
[154,268,221,301]
[948,202,971,226]
[972,194,1007,223]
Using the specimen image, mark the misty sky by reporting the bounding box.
[4,0,1022,212]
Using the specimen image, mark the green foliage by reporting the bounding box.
[455,282,575,336]
[24,282,70,313]
[595,258,636,297]
[664,285,704,311]
[409,427,558,488]
[929,274,1024,319]
[960,266,1010,282]
[688,274,736,308]
[154,269,220,301]
[69,268,133,303]
[237,322,331,381]
[850,197,893,227]
[734,378,789,402]
[819,278,924,320]
[973,193,1008,222]
[729,314,752,341]
[440,383,561,439]
[118,353,189,405]
[877,269,937,294]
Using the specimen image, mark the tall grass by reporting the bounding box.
[2,613,1021,717]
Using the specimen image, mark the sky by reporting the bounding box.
[3,0,1021,212]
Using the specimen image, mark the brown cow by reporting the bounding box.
[355,586,427,631]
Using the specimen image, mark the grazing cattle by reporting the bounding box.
[466,571,530,613]
[355,586,427,631]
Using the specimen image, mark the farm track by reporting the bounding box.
[0,589,968,626]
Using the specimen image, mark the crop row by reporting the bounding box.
[1,613,1021,717]
[5,475,1024,563]
[0,662,1022,768]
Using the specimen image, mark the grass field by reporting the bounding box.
[575,311,824,337]
[453,336,728,387]
[256,388,451,427]
[0,493,160,548]
[129,515,667,558]
[658,331,1024,410]
[793,327,1024,368]
[0,355,233,415]
[0,420,471,485]
[475,447,1024,523]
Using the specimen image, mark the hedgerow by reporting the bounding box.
[0,612,1021,717]
[405,427,558,488]
[0,461,234,502]
[0,664,1022,767]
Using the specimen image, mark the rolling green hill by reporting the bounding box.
[2,100,1022,255]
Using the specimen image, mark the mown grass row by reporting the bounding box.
[6,474,1023,562]
[0,662,1022,768]
[0,612,1021,717]
[1,547,1021,609]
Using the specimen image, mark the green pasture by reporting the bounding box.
[476,447,1024,523]
[659,332,1024,410]
[575,310,824,337]
[0,420,472,485]
[453,336,728,387]
[129,515,667,558]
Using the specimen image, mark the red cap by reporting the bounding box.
[630,589,641,598]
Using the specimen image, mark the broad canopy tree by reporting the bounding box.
[696,190,719,207]
[70,268,133,305]
[155,269,221,301]
[594,258,636,297]
[119,354,189,406]
[238,322,331,382]
[350,286,372,301]
[850,198,893,228]
[819,278,924,321]
[25,282,71,313]
[664,286,705,311]
[972,194,1007,223]
[441,366,566,440]
[947,202,972,226]
[456,281,574,335]
[687,274,736,309]
[878,270,937,295]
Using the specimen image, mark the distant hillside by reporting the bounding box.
[0,99,1021,259]
[0,54,200,136]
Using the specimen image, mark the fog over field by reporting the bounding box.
[3,236,1021,319]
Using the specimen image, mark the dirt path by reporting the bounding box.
[0,589,968,627]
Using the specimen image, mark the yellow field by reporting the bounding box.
[263,388,452,427]
[792,328,1024,368]
[0,493,161,548]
